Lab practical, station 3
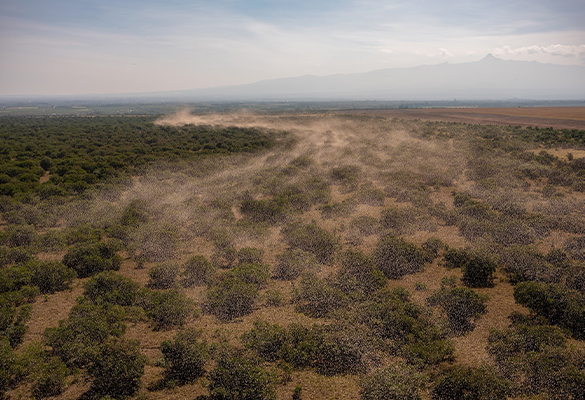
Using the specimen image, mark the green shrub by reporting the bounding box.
[148,262,180,289]
[28,260,76,294]
[432,364,510,400]
[208,351,276,400]
[242,321,287,362]
[379,207,408,235]
[83,271,140,306]
[349,215,380,236]
[264,289,285,307]
[334,249,387,295]
[0,264,32,293]
[360,363,426,400]
[120,200,149,227]
[44,303,126,367]
[356,186,386,207]
[282,222,340,263]
[373,236,431,279]
[211,246,238,269]
[273,249,319,280]
[62,240,122,278]
[421,237,446,257]
[564,236,585,261]
[227,263,270,289]
[32,356,69,399]
[461,256,497,288]
[137,288,195,330]
[205,276,259,321]
[0,304,31,348]
[427,287,489,334]
[443,248,471,269]
[5,224,37,247]
[132,222,178,262]
[0,338,16,395]
[487,320,568,375]
[160,328,208,383]
[319,198,357,219]
[513,281,585,338]
[35,230,67,252]
[87,337,146,399]
[330,165,361,190]
[182,255,215,287]
[240,198,290,224]
[237,247,264,265]
[292,274,348,318]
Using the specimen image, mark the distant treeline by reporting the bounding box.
[0,116,280,199]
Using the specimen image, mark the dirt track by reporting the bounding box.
[341,107,585,130]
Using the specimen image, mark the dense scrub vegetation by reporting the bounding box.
[1,113,585,399]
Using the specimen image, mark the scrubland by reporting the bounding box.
[2,112,585,399]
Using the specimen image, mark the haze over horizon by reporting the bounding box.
[1,0,585,97]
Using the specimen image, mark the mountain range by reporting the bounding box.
[3,55,585,101]
[136,54,584,101]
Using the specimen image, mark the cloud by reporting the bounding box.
[439,48,453,58]
[494,44,585,57]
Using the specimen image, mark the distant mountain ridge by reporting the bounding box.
[143,54,583,101]
[3,55,584,101]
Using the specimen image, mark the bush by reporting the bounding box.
[513,281,585,338]
[205,276,259,321]
[427,287,489,334]
[264,289,285,307]
[334,249,387,295]
[240,198,291,224]
[87,337,146,399]
[227,263,270,289]
[242,321,287,362]
[330,165,361,190]
[0,264,32,293]
[148,262,180,289]
[137,288,195,330]
[32,356,69,399]
[161,328,208,383]
[273,249,319,280]
[1,303,32,348]
[461,256,497,288]
[211,247,238,269]
[27,260,76,294]
[0,338,16,395]
[443,248,472,269]
[292,274,348,318]
[208,352,276,400]
[182,255,215,286]
[282,222,341,263]
[372,236,431,279]
[349,215,380,236]
[564,236,585,261]
[62,240,122,278]
[360,363,426,400]
[132,222,178,262]
[487,320,568,375]
[432,364,510,400]
[44,303,126,367]
[83,271,140,306]
[356,186,386,207]
[237,247,264,265]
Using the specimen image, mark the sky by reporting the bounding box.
[1,0,584,96]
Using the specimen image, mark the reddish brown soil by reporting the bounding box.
[342,107,585,130]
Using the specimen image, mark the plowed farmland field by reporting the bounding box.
[343,107,585,130]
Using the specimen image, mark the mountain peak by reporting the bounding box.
[481,53,500,62]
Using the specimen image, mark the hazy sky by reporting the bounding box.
[1,0,584,96]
